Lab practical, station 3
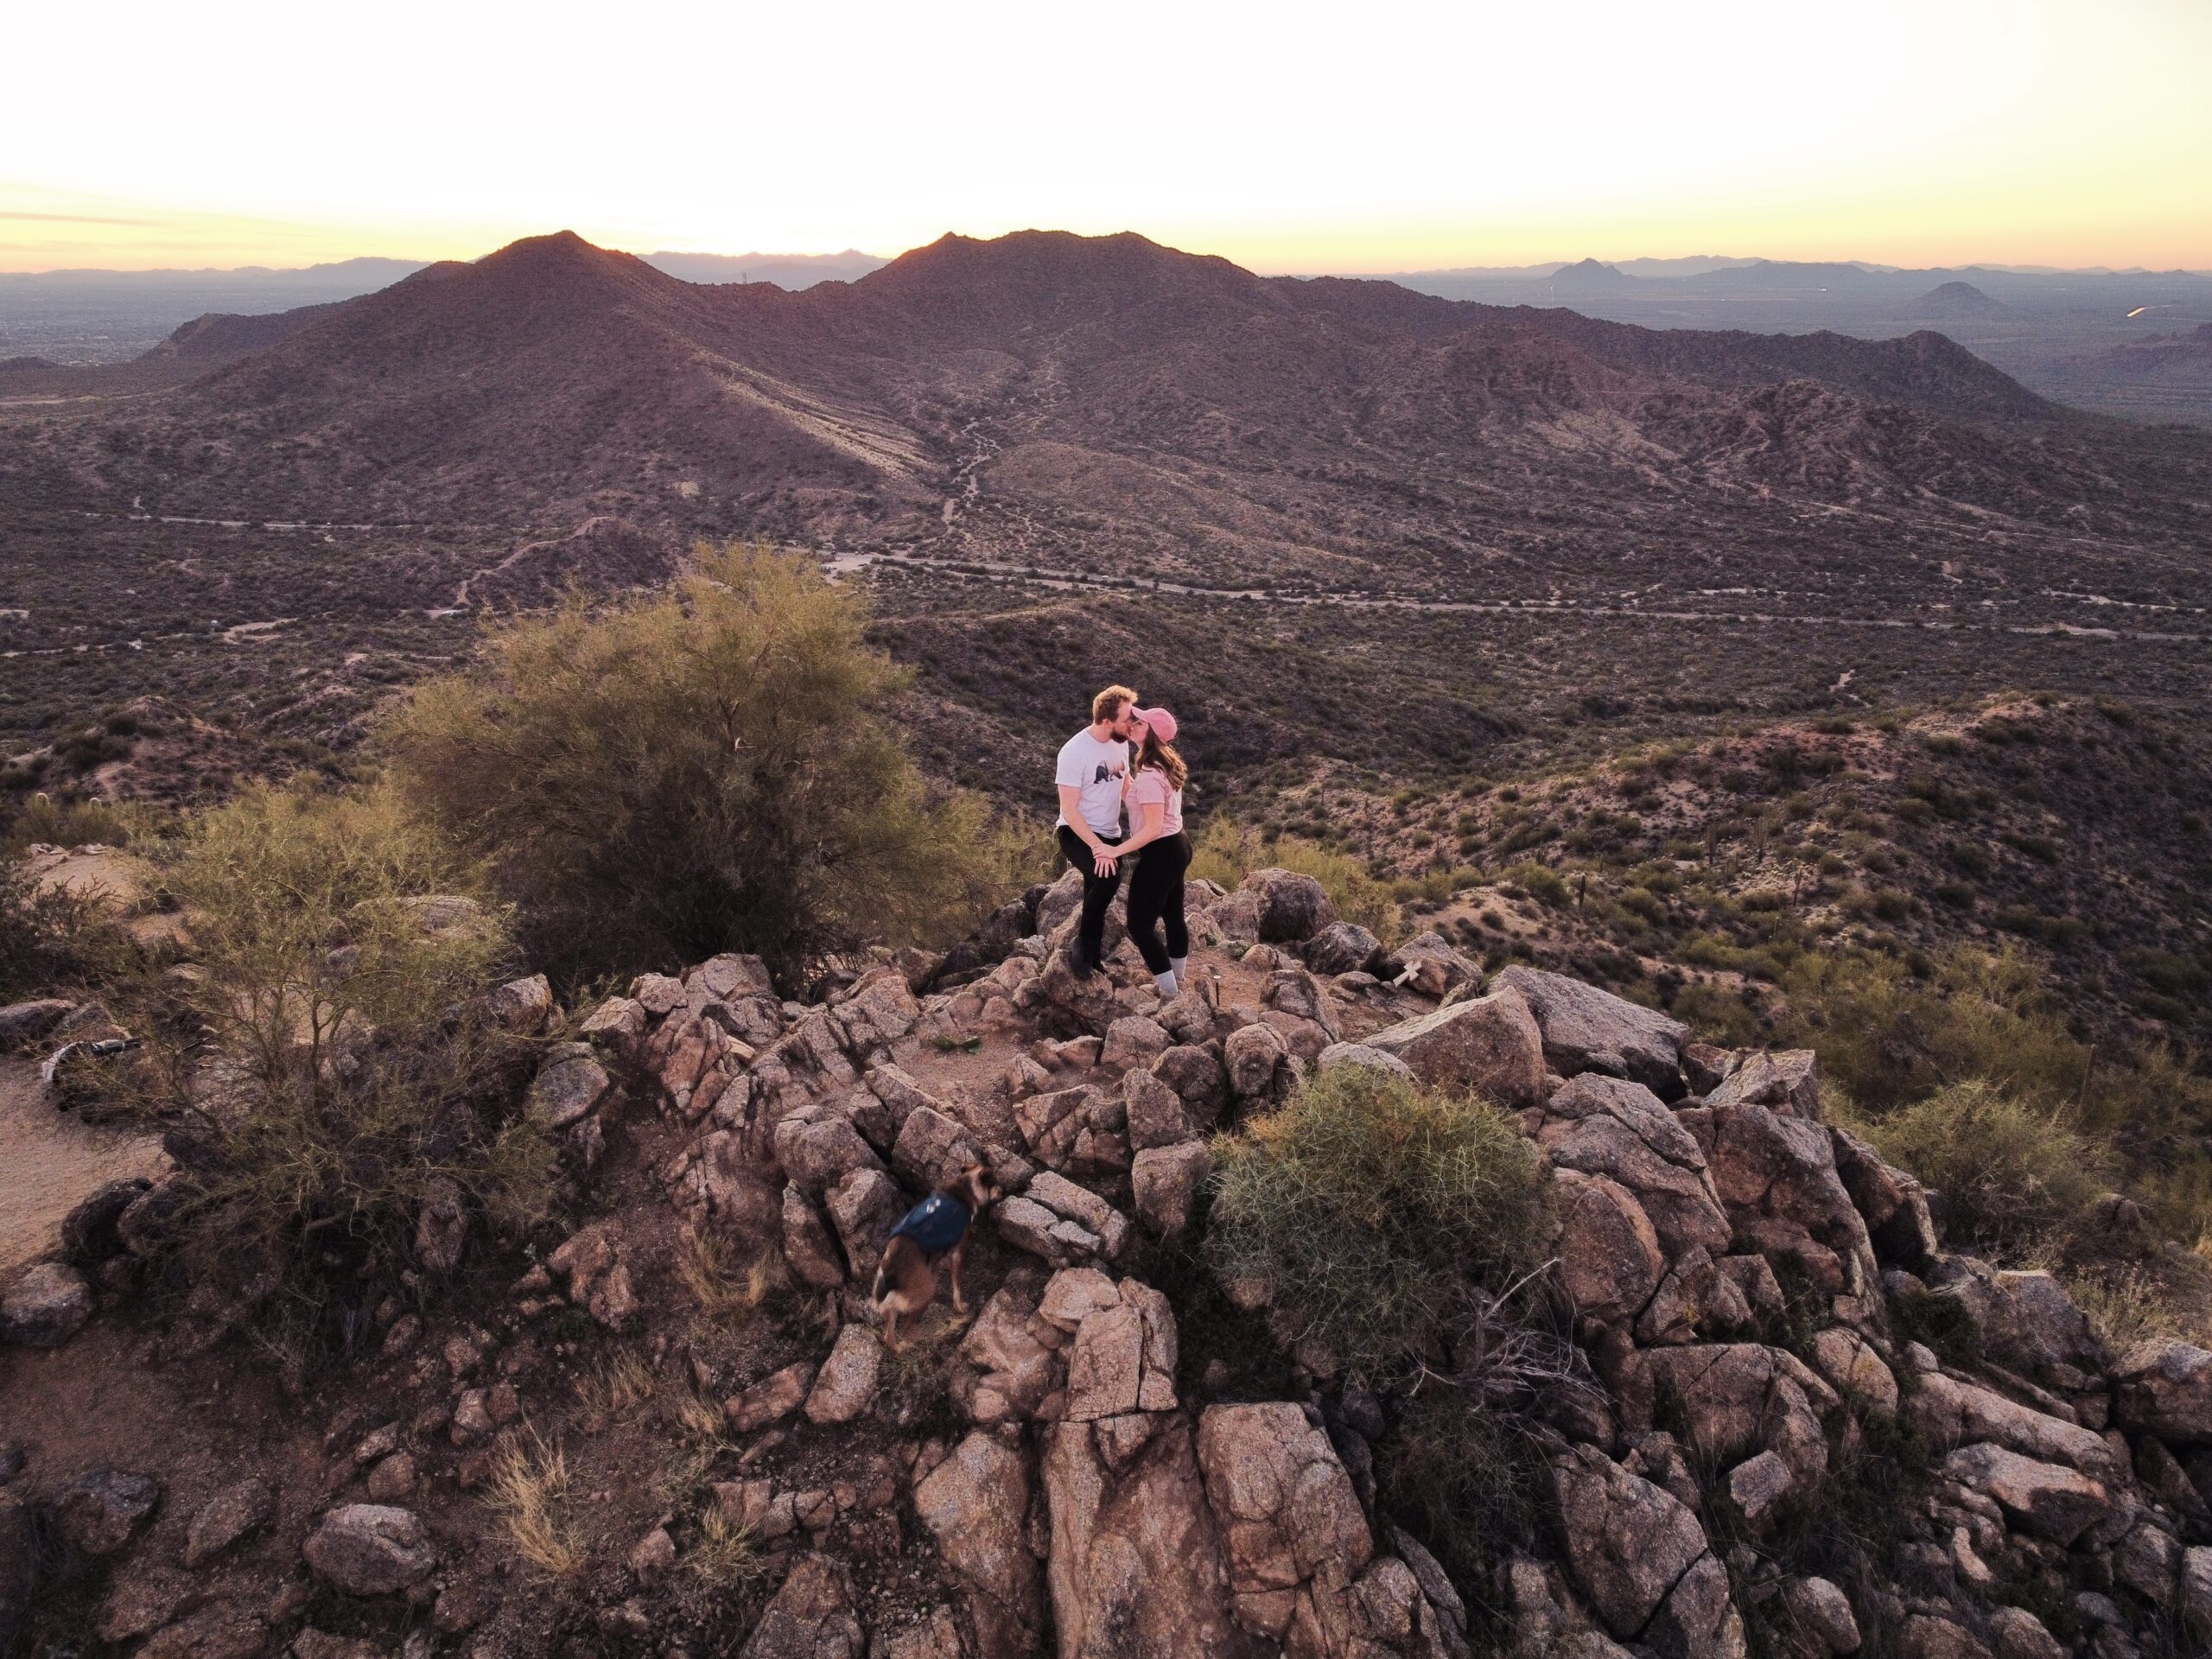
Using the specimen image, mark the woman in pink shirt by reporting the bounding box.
[1116,707,1191,996]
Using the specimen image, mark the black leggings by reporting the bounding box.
[1125,830,1192,976]
[1058,824,1126,967]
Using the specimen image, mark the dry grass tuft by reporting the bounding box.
[687,1506,765,1587]
[486,1429,583,1579]
[677,1227,783,1326]
[574,1346,658,1427]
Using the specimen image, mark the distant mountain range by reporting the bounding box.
[7,228,2203,586]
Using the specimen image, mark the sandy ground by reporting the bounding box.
[0,1057,167,1277]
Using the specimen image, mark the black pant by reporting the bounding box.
[1058,824,1126,969]
[1125,830,1192,976]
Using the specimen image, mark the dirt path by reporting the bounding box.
[0,1058,167,1277]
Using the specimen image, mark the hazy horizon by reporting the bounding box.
[5,0,2208,276]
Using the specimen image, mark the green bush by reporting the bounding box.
[1189,815,1400,940]
[382,543,1023,986]
[119,780,555,1357]
[1206,1066,1554,1381]
[1864,1081,2108,1260]
[3,791,137,855]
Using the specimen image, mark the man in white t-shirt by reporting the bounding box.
[1054,683,1141,976]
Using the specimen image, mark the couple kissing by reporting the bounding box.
[1052,684,1190,995]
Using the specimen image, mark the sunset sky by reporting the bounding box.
[5,0,2208,275]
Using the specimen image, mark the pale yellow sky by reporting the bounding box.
[4,0,2208,275]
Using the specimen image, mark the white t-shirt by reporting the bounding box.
[1055,729,1132,836]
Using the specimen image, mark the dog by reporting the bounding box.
[871,1163,1001,1349]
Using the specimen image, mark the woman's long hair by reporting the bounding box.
[1135,725,1188,791]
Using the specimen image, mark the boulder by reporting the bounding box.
[183,1477,276,1567]
[1194,1402,1372,1645]
[2115,1340,2212,1444]
[62,1179,151,1266]
[774,1111,886,1196]
[804,1325,883,1425]
[486,972,553,1033]
[781,1185,846,1288]
[1829,1128,1938,1268]
[1223,1021,1291,1100]
[833,969,924,1058]
[727,1361,817,1433]
[1152,1045,1230,1128]
[1303,922,1382,976]
[1240,868,1338,944]
[1705,1049,1821,1120]
[576,995,647,1052]
[1907,1374,2112,1475]
[1124,1068,1196,1152]
[1041,1411,1258,1659]
[0,1261,93,1347]
[1548,1445,1713,1642]
[1362,986,1546,1106]
[49,1467,162,1555]
[741,1554,865,1659]
[1315,1042,1415,1083]
[824,1166,904,1280]
[1628,1345,1837,1482]
[302,1503,438,1595]
[1636,1245,1754,1347]
[2182,1547,2212,1641]
[1987,1606,2066,1659]
[0,997,75,1049]
[1680,1097,1877,1295]
[525,1043,612,1131]
[913,1432,1042,1654]
[1809,1327,1899,1417]
[1497,967,1688,1096]
[1390,931,1481,1001]
[1942,1444,2113,1545]
[1533,1074,1732,1259]
[1554,1170,1666,1325]
[1781,1575,1860,1656]
[1133,1141,1215,1240]
[1103,1014,1173,1071]
[892,1104,987,1193]
[996,1172,1132,1266]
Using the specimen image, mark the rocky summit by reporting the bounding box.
[3,858,2212,1658]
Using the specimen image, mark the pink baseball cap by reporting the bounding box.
[1134,707,1178,742]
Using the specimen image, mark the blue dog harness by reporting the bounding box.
[888,1191,971,1256]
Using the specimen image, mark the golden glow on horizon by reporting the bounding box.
[3,0,2209,275]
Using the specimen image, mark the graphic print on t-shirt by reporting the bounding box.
[1056,730,1132,836]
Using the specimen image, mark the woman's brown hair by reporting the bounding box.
[1135,725,1188,791]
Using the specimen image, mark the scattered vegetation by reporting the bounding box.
[111,779,556,1359]
[487,1429,585,1579]
[1190,814,1401,940]
[1206,1065,1555,1380]
[1860,1080,2111,1261]
[381,543,1030,988]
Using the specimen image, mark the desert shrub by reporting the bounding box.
[1501,859,1567,907]
[1865,1080,2108,1260]
[1189,815,1400,940]
[1374,1389,1548,1626]
[1779,944,2090,1116]
[0,859,124,1001]
[118,780,554,1357]
[1206,1065,1554,1381]
[2,791,136,855]
[382,543,1021,986]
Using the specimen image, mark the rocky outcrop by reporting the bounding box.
[913,1432,1042,1657]
[1497,966,1688,1096]
[1361,986,1547,1106]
